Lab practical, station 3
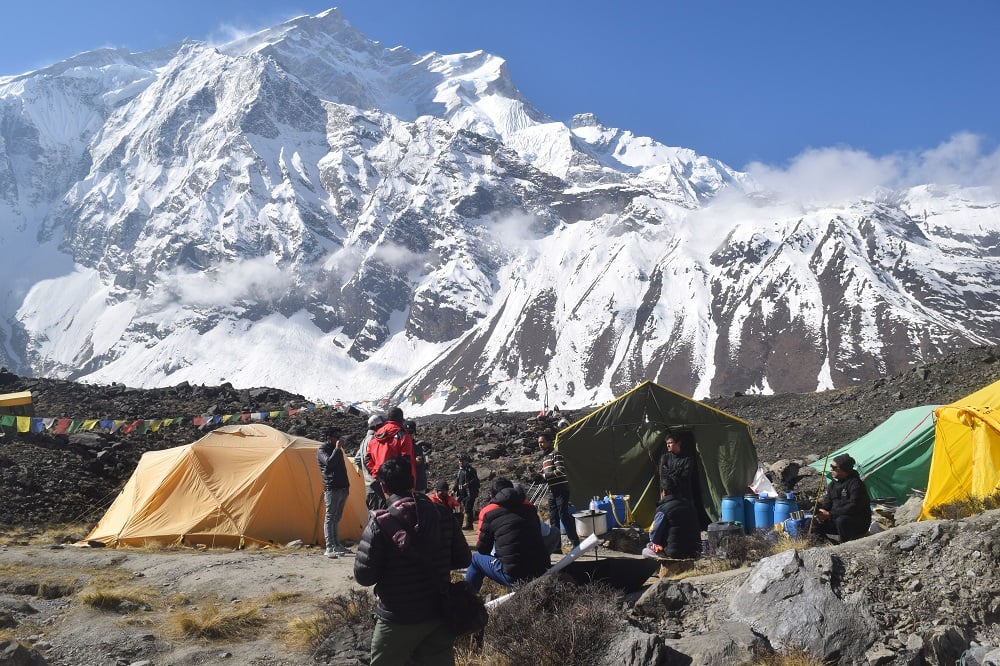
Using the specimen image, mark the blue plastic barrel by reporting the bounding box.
[754,497,775,531]
[773,497,796,526]
[720,495,745,525]
[742,494,757,533]
[606,495,629,527]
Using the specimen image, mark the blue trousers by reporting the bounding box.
[464,552,516,592]
[323,487,349,550]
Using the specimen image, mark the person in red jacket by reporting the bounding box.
[428,480,464,528]
[364,406,416,485]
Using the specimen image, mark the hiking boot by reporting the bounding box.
[333,546,353,556]
[324,550,339,559]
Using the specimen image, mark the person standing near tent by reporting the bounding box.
[536,432,580,550]
[659,430,711,530]
[357,414,386,510]
[318,426,353,558]
[355,456,472,665]
[454,452,480,530]
[365,407,416,505]
[814,453,872,543]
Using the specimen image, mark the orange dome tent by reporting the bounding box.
[86,424,367,548]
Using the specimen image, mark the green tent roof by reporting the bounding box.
[556,381,759,527]
[809,404,938,502]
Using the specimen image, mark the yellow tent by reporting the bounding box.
[920,379,1000,520]
[86,424,367,548]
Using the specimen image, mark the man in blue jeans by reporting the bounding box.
[466,479,549,591]
[317,427,352,558]
[536,432,580,551]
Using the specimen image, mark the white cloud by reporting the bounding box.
[373,242,424,270]
[744,133,1000,206]
[155,257,292,307]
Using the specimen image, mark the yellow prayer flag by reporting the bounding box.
[16,416,30,433]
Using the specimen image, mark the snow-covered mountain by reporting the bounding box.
[1,8,998,414]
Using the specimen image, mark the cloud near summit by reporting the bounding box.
[745,133,1000,205]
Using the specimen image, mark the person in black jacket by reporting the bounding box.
[354,456,472,665]
[465,478,549,592]
[642,479,702,559]
[814,453,872,543]
[454,452,480,530]
[317,427,352,558]
[658,430,711,530]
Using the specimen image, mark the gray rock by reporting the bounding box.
[728,548,877,663]
[922,625,968,664]
[662,621,765,666]
[596,624,666,666]
[0,640,48,665]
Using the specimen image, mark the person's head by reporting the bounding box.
[537,432,553,452]
[323,427,342,442]
[664,432,682,454]
[404,419,417,435]
[434,480,449,495]
[458,452,471,467]
[377,456,414,496]
[831,454,855,479]
[661,475,676,497]
[490,477,514,499]
[367,414,385,430]
[387,406,404,424]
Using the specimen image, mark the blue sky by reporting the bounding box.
[3,1,999,171]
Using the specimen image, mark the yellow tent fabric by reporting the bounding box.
[0,391,32,408]
[86,424,368,548]
[920,379,1000,520]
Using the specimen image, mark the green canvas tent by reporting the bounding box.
[809,405,939,502]
[556,381,758,528]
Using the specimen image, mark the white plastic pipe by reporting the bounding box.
[484,532,600,609]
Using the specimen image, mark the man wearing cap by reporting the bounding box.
[815,453,872,543]
[357,414,387,510]
[318,427,352,558]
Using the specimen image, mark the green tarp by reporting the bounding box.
[810,405,938,502]
[556,381,759,528]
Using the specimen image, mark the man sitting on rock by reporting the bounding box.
[642,477,702,560]
[813,453,872,543]
[465,478,549,592]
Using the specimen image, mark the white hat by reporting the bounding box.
[368,414,385,428]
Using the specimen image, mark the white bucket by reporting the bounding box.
[572,509,609,538]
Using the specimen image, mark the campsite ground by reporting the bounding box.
[0,541,363,665]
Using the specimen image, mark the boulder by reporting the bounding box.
[596,624,666,666]
[661,621,765,665]
[728,548,877,663]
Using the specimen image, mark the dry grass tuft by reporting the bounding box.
[456,574,623,666]
[0,523,93,546]
[172,602,266,640]
[747,645,827,665]
[768,536,812,555]
[286,588,374,648]
[264,590,302,604]
[79,586,155,611]
[930,491,1000,520]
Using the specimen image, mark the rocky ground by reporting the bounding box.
[1,345,1000,665]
